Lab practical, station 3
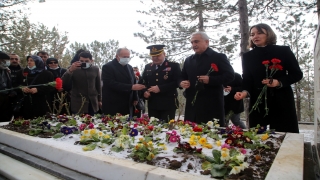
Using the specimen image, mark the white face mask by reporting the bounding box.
[28,66,36,70]
[49,67,59,70]
[4,60,10,67]
[119,58,130,65]
[81,63,92,69]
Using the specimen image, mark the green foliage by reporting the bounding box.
[53,133,64,139]
[67,40,119,69]
[82,143,97,151]
[1,17,68,66]
[28,128,43,136]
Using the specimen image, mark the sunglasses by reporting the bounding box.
[48,62,58,64]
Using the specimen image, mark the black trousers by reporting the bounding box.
[148,109,176,122]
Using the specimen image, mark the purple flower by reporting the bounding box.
[129,128,138,137]
[60,126,73,135]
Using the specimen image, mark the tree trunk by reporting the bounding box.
[238,0,250,127]
[318,0,320,19]
[198,0,204,31]
[295,82,301,122]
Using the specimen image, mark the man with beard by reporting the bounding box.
[9,53,22,87]
[62,51,101,115]
[180,32,234,126]
[8,53,23,118]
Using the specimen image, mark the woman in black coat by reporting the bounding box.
[46,58,68,114]
[234,23,303,133]
[17,55,54,119]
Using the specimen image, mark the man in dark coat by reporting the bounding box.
[224,72,246,129]
[62,51,101,116]
[141,45,181,121]
[180,32,234,126]
[8,53,22,119]
[8,53,22,88]
[101,48,145,117]
[0,51,14,122]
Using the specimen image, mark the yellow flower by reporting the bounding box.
[139,137,144,141]
[203,143,213,149]
[150,153,155,159]
[189,140,197,146]
[103,135,110,139]
[80,136,85,140]
[135,144,141,150]
[216,140,221,147]
[159,144,167,150]
[89,129,96,135]
[147,141,153,146]
[83,130,89,135]
[190,135,195,141]
[199,137,207,145]
[221,151,230,161]
[261,133,269,141]
[98,131,104,137]
[169,119,175,124]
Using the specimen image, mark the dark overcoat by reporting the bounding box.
[101,59,137,116]
[16,68,54,119]
[141,59,181,111]
[62,66,101,114]
[181,48,234,125]
[242,45,303,133]
[224,72,244,115]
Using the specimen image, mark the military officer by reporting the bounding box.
[141,45,181,121]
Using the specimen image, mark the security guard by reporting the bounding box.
[141,45,181,121]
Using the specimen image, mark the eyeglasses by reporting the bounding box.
[48,62,58,64]
[10,58,18,60]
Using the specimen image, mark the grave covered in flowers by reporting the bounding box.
[0,113,301,179]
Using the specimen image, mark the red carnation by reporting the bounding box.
[55,78,63,90]
[135,71,140,76]
[271,58,281,64]
[211,63,218,72]
[262,60,270,65]
[147,125,154,131]
[275,64,283,70]
[192,126,203,132]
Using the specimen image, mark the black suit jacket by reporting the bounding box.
[102,59,137,116]
[141,59,181,110]
[224,72,244,114]
[181,47,234,125]
[242,45,302,132]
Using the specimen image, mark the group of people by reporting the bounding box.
[0,23,302,133]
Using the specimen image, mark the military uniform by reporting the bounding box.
[142,59,181,121]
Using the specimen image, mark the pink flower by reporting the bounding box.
[88,123,94,129]
[240,148,247,154]
[169,136,178,143]
[79,123,87,131]
[221,143,231,149]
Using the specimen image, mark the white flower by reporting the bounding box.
[221,150,230,161]
[239,162,249,171]
[229,166,241,175]
[236,154,245,162]
[207,121,214,128]
[150,117,156,122]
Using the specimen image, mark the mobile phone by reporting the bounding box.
[80,63,86,67]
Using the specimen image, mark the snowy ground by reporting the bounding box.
[299,124,315,144]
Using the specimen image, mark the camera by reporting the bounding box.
[80,63,87,68]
